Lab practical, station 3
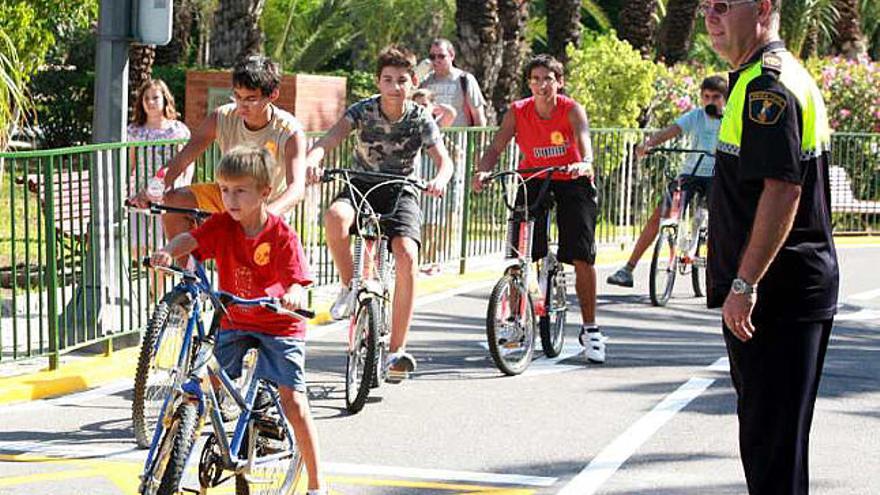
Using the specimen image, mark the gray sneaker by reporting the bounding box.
[385,351,417,383]
[607,267,634,287]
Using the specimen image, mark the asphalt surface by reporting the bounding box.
[0,245,877,494]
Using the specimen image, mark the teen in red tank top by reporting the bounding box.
[511,94,582,181]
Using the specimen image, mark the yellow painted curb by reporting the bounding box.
[0,348,138,406]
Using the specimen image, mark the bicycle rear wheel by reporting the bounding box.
[691,231,707,297]
[650,228,678,307]
[235,384,304,495]
[345,298,380,413]
[539,264,567,358]
[487,274,536,375]
[133,289,193,449]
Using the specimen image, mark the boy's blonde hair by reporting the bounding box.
[216,146,274,190]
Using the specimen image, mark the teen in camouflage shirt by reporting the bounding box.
[306,46,454,380]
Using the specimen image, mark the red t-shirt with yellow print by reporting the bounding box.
[191,212,312,337]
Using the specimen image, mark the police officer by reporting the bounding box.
[703,1,839,494]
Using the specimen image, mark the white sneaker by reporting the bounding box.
[330,285,355,320]
[579,327,607,364]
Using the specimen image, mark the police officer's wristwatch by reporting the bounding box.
[731,277,756,295]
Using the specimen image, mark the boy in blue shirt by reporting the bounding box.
[608,75,727,288]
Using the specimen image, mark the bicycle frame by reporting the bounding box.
[491,166,569,319]
[321,169,426,351]
[140,292,311,493]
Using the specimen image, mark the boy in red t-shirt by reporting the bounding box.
[150,146,325,495]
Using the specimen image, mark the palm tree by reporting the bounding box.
[0,31,32,151]
[618,0,659,57]
[267,0,359,72]
[210,0,266,67]
[494,0,529,119]
[156,0,196,65]
[780,0,838,58]
[861,0,880,59]
[657,0,700,65]
[456,0,503,122]
[547,0,581,63]
[129,44,156,111]
[832,0,867,58]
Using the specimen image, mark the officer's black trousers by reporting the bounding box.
[723,319,833,495]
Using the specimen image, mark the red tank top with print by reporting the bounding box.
[512,95,582,181]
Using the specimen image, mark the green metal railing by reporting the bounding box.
[1,129,877,368]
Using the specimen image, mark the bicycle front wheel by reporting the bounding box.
[487,274,536,375]
[133,289,193,449]
[539,266,567,358]
[345,298,380,413]
[650,228,678,307]
[153,402,200,495]
[235,385,304,495]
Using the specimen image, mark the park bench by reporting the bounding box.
[16,169,91,264]
[829,165,880,215]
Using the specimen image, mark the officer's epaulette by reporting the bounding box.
[761,51,783,78]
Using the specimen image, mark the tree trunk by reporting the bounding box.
[657,0,699,65]
[209,0,266,67]
[128,44,156,110]
[617,0,658,57]
[493,0,529,121]
[801,25,819,59]
[455,0,503,123]
[546,0,581,64]
[156,0,196,65]
[832,0,867,59]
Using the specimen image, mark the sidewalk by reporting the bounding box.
[1,236,876,406]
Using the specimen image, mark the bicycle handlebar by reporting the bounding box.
[647,147,715,157]
[320,168,429,191]
[141,257,314,320]
[125,201,213,220]
[483,165,571,183]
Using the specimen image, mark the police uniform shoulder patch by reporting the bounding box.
[762,52,783,72]
[748,90,786,126]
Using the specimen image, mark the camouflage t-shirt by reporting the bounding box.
[344,95,441,179]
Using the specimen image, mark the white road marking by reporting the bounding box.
[477,340,585,377]
[0,440,557,487]
[835,308,880,322]
[848,287,880,301]
[309,279,498,339]
[556,356,726,495]
[325,462,557,487]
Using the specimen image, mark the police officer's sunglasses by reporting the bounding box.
[699,0,756,16]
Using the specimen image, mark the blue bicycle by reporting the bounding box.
[128,203,214,449]
[137,259,315,495]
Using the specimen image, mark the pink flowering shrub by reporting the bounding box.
[807,56,880,133]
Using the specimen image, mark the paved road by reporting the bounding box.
[0,245,877,494]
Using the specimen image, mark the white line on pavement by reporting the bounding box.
[849,287,880,301]
[0,440,558,487]
[325,462,558,487]
[556,356,726,495]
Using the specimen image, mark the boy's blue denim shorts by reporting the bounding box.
[215,329,307,393]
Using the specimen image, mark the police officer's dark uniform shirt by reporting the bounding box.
[708,41,839,322]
